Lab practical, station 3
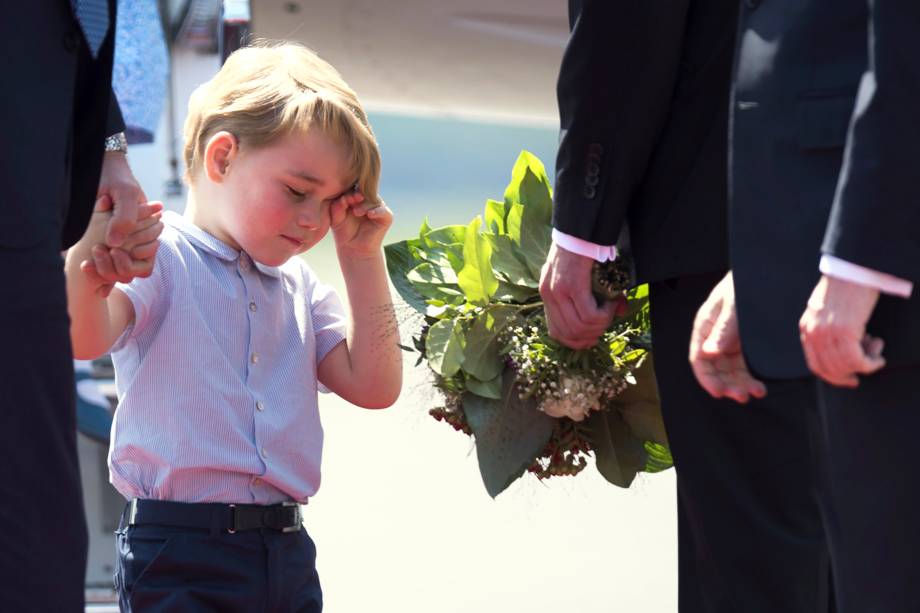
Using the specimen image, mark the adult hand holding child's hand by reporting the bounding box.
[80,196,165,297]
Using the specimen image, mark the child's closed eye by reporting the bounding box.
[285,185,306,199]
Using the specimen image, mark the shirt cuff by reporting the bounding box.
[819,254,913,298]
[551,228,617,263]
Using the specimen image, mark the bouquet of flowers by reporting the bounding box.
[384,151,672,497]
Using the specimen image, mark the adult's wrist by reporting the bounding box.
[550,241,595,271]
[104,131,128,154]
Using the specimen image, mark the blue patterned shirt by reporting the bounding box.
[109,211,346,504]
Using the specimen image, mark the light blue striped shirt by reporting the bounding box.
[109,211,346,504]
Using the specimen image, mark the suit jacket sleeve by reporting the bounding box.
[106,88,125,137]
[822,1,920,284]
[552,0,691,245]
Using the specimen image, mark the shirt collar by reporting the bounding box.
[164,211,282,278]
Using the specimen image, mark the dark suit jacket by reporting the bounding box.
[0,1,124,250]
[552,0,738,285]
[730,0,920,378]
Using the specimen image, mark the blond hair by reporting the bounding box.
[183,41,380,202]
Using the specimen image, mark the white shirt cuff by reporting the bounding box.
[551,228,617,263]
[819,254,913,298]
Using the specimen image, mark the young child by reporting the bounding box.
[64,42,402,612]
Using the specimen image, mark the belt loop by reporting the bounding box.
[116,500,132,534]
[227,504,238,534]
[127,499,139,526]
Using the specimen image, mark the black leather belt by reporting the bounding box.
[127,499,302,534]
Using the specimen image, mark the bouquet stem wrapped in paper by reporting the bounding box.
[385,152,672,497]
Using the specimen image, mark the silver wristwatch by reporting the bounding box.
[104,131,128,154]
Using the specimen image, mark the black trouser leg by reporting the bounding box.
[650,272,832,613]
[814,366,920,613]
[0,241,87,612]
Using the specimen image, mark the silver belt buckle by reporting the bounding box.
[281,501,300,533]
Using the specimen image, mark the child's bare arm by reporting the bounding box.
[318,195,402,408]
[318,253,402,408]
[64,197,163,359]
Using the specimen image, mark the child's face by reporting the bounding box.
[215,129,354,266]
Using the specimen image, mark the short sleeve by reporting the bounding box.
[309,281,347,364]
[109,241,172,352]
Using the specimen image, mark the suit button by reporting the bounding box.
[587,152,601,164]
[583,185,596,199]
[586,162,600,177]
[588,143,604,156]
[585,175,599,187]
[63,31,81,52]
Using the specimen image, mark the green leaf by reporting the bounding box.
[425,319,465,377]
[461,306,519,381]
[465,372,503,399]
[463,374,555,498]
[404,262,464,305]
[614,283,651,330]
[583,407,647,488]
[457,217,499,306]
[627,284,649,301]
[613,356,668,446]
[407,261,458,285]
[384,240,428,314]
[520,210,552,279]
[504,151,553,229]
[415,225,468,277]
[506,202,551,280]
[419,217,432,237]
[422,224,467,248]
[502,151,554,280]
[643,442,673,473]
[609,337,628,356]
[506,201,523,244]
[620,348,646,364]
[492,282,538,304]
[484,199,508,235]
[413,243,460,273]
[485,234,538,288]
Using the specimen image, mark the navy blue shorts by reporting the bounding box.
[114,507,322,612]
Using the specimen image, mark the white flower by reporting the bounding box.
[538,375,602,422]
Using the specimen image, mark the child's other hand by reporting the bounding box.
[81,197,165,297]
[329,191,393,259]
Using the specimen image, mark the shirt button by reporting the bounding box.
[249,301,258,312]
[261,448,268,459]
[239,256,251,271]
[253,477,262,484]
[256,401,265,412]
[251,352,259,364]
